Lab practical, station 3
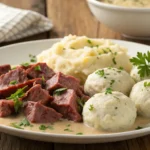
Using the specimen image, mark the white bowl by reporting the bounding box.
[87,0,150,37]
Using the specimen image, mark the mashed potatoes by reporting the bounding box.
[83,91,136,131]
[84,67,135,96]
[130,79,150,118]
[37,35,132,83]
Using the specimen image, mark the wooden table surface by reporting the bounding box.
[0,0,150,149]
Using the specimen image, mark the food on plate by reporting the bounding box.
[83,91,137,131]
[130,66,150,82]
[100,0,150,8]
[0,62,89,124]
[37,35,132,83]
[130,52,150,82]
[130,79,150,118]
[84,67,135,96]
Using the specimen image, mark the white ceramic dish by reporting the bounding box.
[0,39,150,143]
[87,0,150,38]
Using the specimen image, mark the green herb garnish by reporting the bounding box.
[9,80,17,85]
[53,88,67,96]
[110,80,115,86]
[7,86,27,113]
[130,51,150,77]
[95,69,105,77]
[112,57,116,64]
[119,66,123,70]
[135,126,143,130]
[76,132,83,135]
[10,123,24,129]
[39,124,54,130]
[89,104,94,111]
[64,128,73,132]
[87,39,92,44]
[105,87,112,95]
[29,54,37,63]
[18,118,32,127]
[144,82,150,87]
[34,65,41,71]
[21,62,30,67]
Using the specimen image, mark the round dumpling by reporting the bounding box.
[130,66,150,82]
[84,67,135,96]
[83,91,136,131]
[130,79,150,117]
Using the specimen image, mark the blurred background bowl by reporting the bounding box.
[87,0,150,38]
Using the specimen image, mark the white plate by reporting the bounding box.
[0,39,150,144]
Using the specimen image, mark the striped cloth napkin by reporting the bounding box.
[0,3,53,43]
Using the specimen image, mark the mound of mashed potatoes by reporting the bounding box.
[84,67,135,96]
[83,91,136,131]
[130,79,150,118]
[37,35,132,83]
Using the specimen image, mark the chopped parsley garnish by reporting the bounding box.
[87,39,92,44]
[110,80,115,86]
[130,51,150,77]
[42,75,45,81]
[18,118,32,127]
[135,126,143,130]
[29,54,37,63]
[77,98,85,113]
[7,86,27,113]
[76,132,83,135]
[9,80,17,85]
[39,125,54,130]
[119,66,123,70]
[34,65,41,71]
[11,66,17,70]
[105,87,112,95]
[21,62,30,67]
[144,82,150,87]
[64,128,73,132]
[115,107,118,109]
[95,69,105,77]
[89,104,94,111]
[112,57,116,65]
[53,88,67,96]
[71,47,75,49]
[66,124,71,127]
[39,125,47,130]
[10,123,24,129]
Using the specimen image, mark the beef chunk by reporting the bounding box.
[24,101,62,123]
[0,78,39,98]
[22,84,53,105]
[51,89,82,122]
[46,72,80,93]
[26,63,55,80]
[0,64,11,76]
[0,100,14,117]
[0,67,28,90]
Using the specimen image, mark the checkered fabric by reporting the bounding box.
[0,3,53,43]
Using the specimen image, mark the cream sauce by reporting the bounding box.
[101,0,150,8]
[0,114,150,135]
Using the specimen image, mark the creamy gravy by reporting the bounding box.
[101,0,150,8]
[0,114,150,135]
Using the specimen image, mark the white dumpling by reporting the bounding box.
[130,66,150,82]
[84,67,135,96]
[130,79,150,117]
[83,91,137,131]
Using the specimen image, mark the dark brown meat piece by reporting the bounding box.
[51,89,82,122]
[22,84,53,105]
[46,72,80,93]
[0,100,14,117]
[26,63,55,80]
[0,64,11,76]
[24,101,62,123]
